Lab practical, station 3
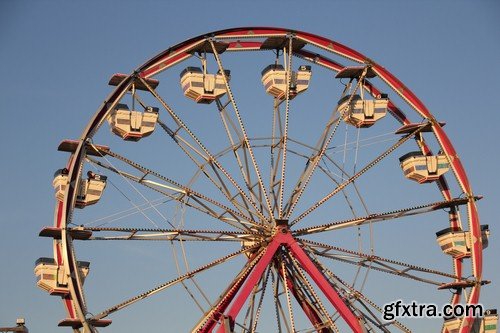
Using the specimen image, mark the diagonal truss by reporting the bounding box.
[209,39,275,220]
[195,225,365,333]
[291,123,430,226]
[90,243,264,322]
[77,226,262,242]
[138,76,269,223]
[300,239,460,286]
[294,196,479,236]
[85,150,267,232]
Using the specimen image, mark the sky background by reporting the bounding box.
[1,0,499,332]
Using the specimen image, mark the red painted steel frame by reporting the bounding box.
[210,229,363,333]
[288,239,364,333]
[200,249,333,333]
[198,251,264,333]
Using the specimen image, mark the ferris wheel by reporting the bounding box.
[35,27,496,333]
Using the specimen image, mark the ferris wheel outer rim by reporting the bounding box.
[53,26,483,333]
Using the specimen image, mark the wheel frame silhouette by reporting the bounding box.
[45,27,484,333]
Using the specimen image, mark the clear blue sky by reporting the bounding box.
[1,1,499,332]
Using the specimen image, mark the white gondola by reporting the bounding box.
[334,66,387,127]
[34,257,89,296]
[53,169,107,208]
[447,309,499,333]
[107,103,159,141]
[399,152,450,183]
[436,225,490,258]
[482,309,498,333]
[261,64,311,100]
[180,67,230,104]
[76,171,107,208]
[53,168,69,202]
[338,94,388,128]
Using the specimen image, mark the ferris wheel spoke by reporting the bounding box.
[270,99,285,218]
[284,111,343,219]
[290,124,429,226]
[296,132,394,189]
[240,285,257,331]
[75,226,262,242]
[272,271,294,333]
[279,251,297,333]
[216,97,266,217]
[299,239,459,286]
[305,250,412,332]
[274,35,294,220]
[287,138,365,210]
[158,116,248,213]
[209,39,274,220]
[217,98,261,207]
[240,268,265,332]
[86,159,246,231]
[156,117,263,222]
[192,247,268,333]
[249,266,272,333]
[90,243,263,322]
[318,141,389,244]
[79,197,176,228]
[267,269,282,332]
[204,160,263,222]
[287,60,388,217]
[284,68,370,220]
[315,163,365,216]
[86,153,264,232]
[138,76,268,223]
[282,253,340,332]
[294,196,478,236]
[168,237,214,314]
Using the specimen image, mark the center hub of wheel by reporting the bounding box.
[274,218,289,235]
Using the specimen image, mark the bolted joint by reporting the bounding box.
[274,219,289,235]
[275,219,288,226]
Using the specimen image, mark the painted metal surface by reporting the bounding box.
[212,229,363,333]
[49,27,483,332]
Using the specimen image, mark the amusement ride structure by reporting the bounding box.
[36,28,496,332]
